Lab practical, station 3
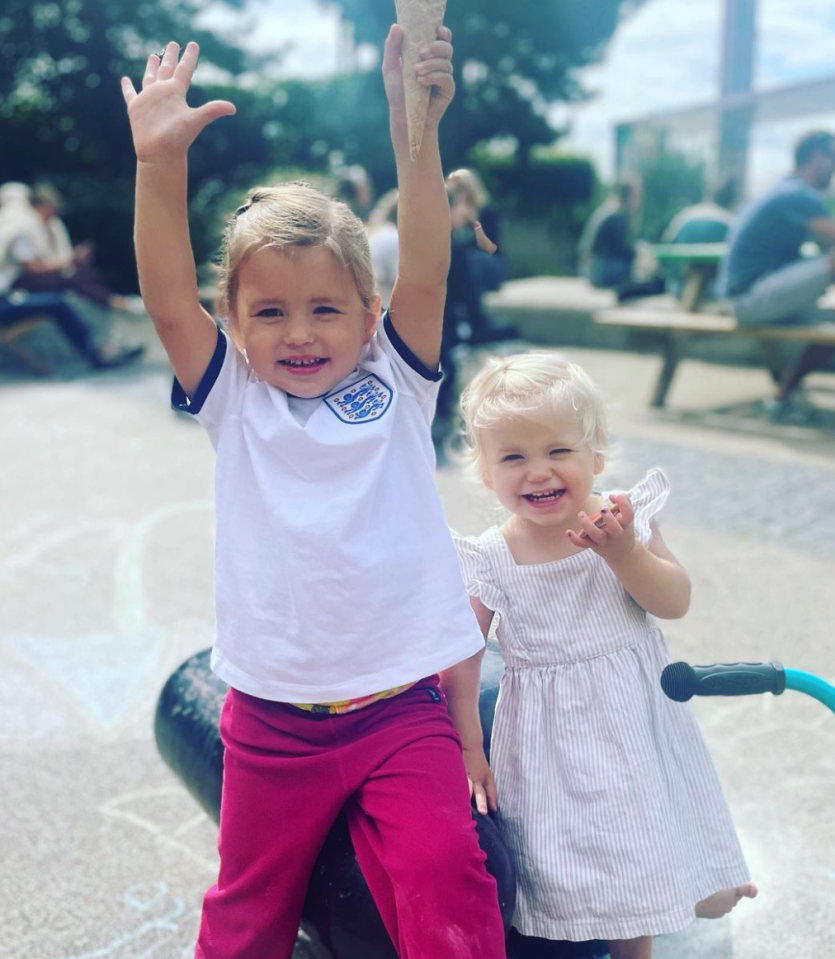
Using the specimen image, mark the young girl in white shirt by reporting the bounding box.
[121,25,506,959]
[445,353,757,959]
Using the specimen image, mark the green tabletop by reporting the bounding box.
[652,243,727,265]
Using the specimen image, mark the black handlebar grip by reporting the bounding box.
[661,661,787,702]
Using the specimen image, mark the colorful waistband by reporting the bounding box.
[291,681,418,716]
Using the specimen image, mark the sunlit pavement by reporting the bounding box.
[3,326,834,959]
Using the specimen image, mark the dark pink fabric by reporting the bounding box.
[196,677,506,959]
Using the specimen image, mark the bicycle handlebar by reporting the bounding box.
[660,661,787,702]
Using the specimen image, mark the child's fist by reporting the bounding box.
[567,493,637,561]
[383,21,454,158]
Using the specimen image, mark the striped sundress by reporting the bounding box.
[454,470,750,941]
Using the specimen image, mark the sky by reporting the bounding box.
[198,0,835,195]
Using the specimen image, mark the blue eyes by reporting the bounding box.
[501,449,571,463]
[254,306,340,319]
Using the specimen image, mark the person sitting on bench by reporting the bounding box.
[717,131,835,327]
[0,182,144,370]
[578,181,665,302]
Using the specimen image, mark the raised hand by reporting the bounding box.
[567,492,638,562]
[121,41,235,163]
[382,24,455,131]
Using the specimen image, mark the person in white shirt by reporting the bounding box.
[0,182,143,370]
[121,25,506,959]
[367,188,400,310]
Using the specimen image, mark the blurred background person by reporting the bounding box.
[0,182,144,370]
[367,188,399,311]
[662,177,738,246]
[579,180,665,302]
[446,167,505,295]
[3,183,143,315]
[717,130,835,327]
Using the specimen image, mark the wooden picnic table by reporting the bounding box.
[652,242,727,312]
[594,243,835,409]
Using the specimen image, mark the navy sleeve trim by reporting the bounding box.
[171,326,227,415]
[383,312,443,382]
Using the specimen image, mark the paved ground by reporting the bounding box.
[3,313,835,959]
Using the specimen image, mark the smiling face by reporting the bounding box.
[480,413,604,528]
[232,244,380,397]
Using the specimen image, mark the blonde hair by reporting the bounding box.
[446,168,490,209]
[460,352,609,478]
[216,181,377,330]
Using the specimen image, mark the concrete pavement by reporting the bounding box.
[2,320,834,958]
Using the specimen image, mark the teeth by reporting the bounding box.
[284,358,321,367]
[527,490,562,500]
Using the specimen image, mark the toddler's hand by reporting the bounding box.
[382,24,455,130]
[121,41,235,163]
[462,745,498,815]
[567,493,637,563]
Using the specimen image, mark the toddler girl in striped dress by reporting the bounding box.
[444,353,757,959]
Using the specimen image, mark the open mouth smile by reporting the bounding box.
[522,489,566,507]
[279,356,329,375]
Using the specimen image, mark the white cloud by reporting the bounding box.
[197,0,342,79]
[561,0,835,190]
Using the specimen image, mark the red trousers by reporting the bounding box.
[196,677,506,959]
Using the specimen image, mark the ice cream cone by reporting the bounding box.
[395,0,448,159]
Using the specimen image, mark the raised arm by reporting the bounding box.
[568,495,691,619]
[382,24,454,369]
[121,41,235,395]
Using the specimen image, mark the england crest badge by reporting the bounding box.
[324,374,393,424]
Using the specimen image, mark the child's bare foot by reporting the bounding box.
[695,882,758,918]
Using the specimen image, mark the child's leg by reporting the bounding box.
[607,936,652,959]
[195,691,348,959]
[695,882,758,919]
[346,685,506,959]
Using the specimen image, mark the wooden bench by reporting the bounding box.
[593,305,835,407]
[0,316,53,376]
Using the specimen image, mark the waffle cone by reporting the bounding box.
[395,0,448,159]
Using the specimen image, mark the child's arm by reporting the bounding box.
[439,597,497,815]
[567,494,691,619]
[473,222,498,255]
[381,24,454,369]
[121,41,235,396]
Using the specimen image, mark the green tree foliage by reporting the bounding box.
[0,0,641,289]
[319,0,644,161]
[0,0,251,287]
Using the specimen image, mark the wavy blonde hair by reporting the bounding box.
[216,181,377,336]
[460,352,609,479]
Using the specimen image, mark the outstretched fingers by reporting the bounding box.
[142,53,160,89]
[120,76,137,106]
[156,41,180,81]
[174,41,200,86]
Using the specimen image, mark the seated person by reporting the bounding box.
[0,182,144,370]
[10,183,142,314]
[661,179,738,299]
[579,181,665,301]
[663,177,738,245]
[579,182,637,289]
[717,131,835,326]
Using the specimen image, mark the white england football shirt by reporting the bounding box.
[172,314,484,702]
